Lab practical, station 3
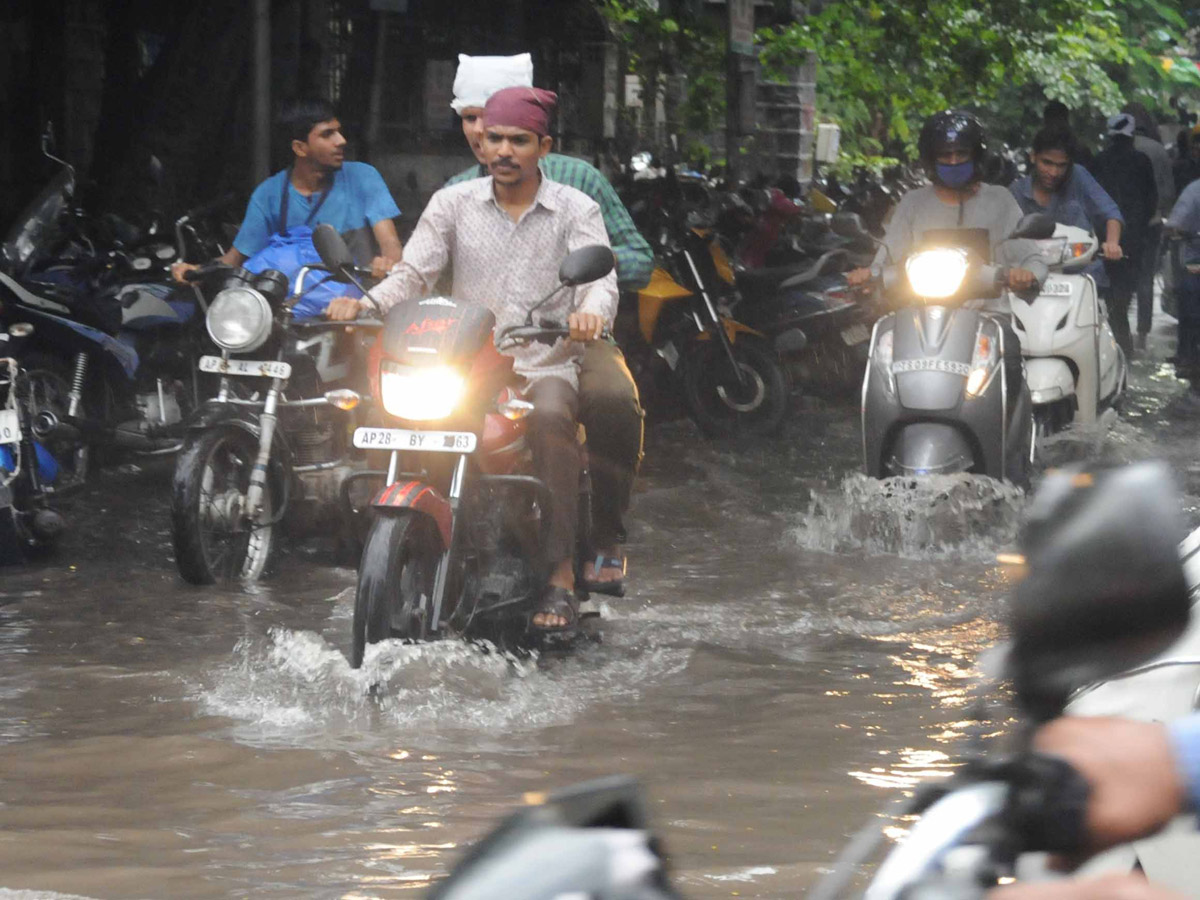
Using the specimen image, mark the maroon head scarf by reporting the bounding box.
[483,86,558,137]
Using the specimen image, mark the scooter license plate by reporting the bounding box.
[1039,281,1073,296]
[199,356,292,379]
[353,427,477,453]
[0,409,20,443]
[841,323,871,345]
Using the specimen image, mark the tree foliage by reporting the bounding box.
[758,0,1199,161]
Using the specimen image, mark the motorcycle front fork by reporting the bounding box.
[244,376,283,523]
[428,453,467,633]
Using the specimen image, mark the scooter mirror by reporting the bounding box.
[830,212,870,239]
[312,223,356,275]
[1006,462,1190,723]
[558,245,614,287]
[1008,212,1057,241]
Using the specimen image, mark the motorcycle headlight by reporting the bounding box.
[206,287,273,353]
[905,248,969,299]
[380,361,466,422]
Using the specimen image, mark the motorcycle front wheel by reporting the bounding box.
[351,512,442,668]
[682,336,790,437]
[171,429,275,584]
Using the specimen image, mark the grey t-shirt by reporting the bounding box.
[876,183,1047,278]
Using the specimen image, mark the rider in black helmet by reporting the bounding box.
[848,109,1043,292]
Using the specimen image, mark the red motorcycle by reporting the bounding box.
[327,239,616,668]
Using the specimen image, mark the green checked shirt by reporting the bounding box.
[447,153,654,290]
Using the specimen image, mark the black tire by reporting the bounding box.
[351,512,441,668]
[682,336,790,437]
[171,428,275,585]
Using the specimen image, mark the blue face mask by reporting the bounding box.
[937,161,975,189]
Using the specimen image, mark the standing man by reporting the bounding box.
[327,87,618,635]
[1124,103,1176,350]
[445,53,652,596]
[173,98,403,287]
[1165,176,1200,389]
[1091,113,1159,355]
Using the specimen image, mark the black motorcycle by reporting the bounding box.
[169,243,380,584]
[0,131,234,484]
[0,322,66,564]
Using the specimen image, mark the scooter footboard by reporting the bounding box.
[372,480,452,551]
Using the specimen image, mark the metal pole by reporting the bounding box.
[253,0,271,183]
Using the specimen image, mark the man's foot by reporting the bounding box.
[531,586,578,632]
[580,552,626,597]
[1136,333,1148,351]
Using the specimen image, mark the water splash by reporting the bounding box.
[792,473,1025,560]
[1036,409,1157,468]
[196,621,693,750]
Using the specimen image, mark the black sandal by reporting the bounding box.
[531,586,579,635]
[579,554,626,597]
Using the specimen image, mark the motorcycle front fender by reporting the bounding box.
[371,480,452,551]
[181,405,294,501]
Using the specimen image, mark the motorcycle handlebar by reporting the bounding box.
[182,262,234,283]
[495,323,612,350]
[176,192,237,225]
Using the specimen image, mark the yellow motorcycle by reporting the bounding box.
[629,226,791,437]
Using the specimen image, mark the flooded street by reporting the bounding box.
[2,319,1199,899]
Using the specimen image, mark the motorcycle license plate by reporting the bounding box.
[199,356,292,379]
[840,323,871,346]
[0,409,20,443]
[353,427,477,453]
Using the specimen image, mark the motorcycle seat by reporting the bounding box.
[736,249,848,300]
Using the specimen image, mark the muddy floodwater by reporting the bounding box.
[2,320,1199,899]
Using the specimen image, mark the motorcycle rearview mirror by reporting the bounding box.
[312,223,357,275]
[311,223,384,315]
[1004,462,1190,724]
[558,245,614,287]
[1008,212,1057,241]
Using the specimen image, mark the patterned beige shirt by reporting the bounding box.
[371,174,618,389]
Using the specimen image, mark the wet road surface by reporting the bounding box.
[2,312,1199,899]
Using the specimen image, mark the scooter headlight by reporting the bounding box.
[905,248,969,299]
[380,360,466,422]
[206,287,273,353]
[965,329,1000,398]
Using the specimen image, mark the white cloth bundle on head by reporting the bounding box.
[451,53,534,113]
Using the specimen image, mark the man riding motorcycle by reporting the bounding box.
[327,86,618,635]
[171,98,404,291]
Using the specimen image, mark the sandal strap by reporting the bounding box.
[592,553,626,573]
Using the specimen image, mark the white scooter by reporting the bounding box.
[1010,223,1127,436]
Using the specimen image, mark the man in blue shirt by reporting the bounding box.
[172,98,403,283]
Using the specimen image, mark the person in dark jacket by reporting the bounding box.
[1090,113,1159,355]
[1123,103,1175,349]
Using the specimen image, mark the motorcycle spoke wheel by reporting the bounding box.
[683,338,790,437]
[172,430,274,585]
[15,358,88,486]
[351,514,441,668]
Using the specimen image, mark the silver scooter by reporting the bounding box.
[851,213,1055,485]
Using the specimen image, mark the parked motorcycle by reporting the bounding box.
[858,213,1054,484]
[0,322,65,564]
[0,130,235,483]
[422,463,1190,900]
[345,240,615,668]
[1010,223,1127,436]
[169,247,376,584]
